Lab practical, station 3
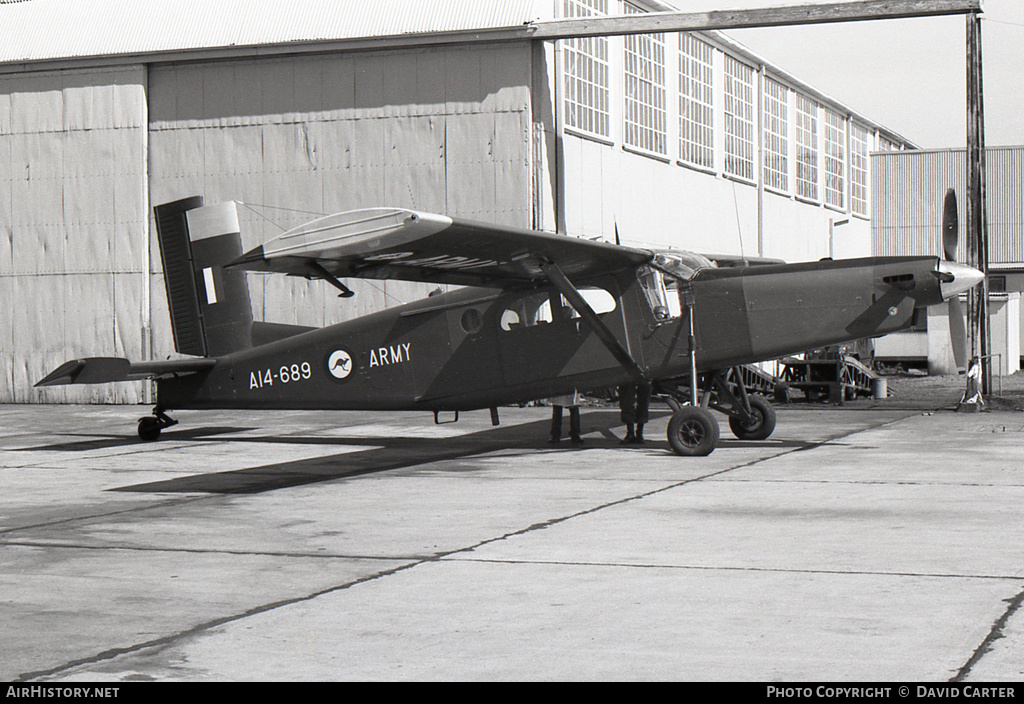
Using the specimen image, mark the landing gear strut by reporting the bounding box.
[137,408,177,441]
[660,367,777,456]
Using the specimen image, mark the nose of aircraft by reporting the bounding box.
[937,260,985,300]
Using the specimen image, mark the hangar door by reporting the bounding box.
[2,66,149,404]
[146,43,534,357]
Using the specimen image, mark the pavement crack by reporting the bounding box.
[446,557,1024,582]
[448,413,911,556]
[1,539,431,562]
[952,584,1024,682]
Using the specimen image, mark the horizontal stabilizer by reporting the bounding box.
[35,357,216,387]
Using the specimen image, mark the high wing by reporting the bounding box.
[228,208,653,288]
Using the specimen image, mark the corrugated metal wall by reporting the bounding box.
[872,147,1024,265]
[0,66,148,403]
[985,148,1024,265]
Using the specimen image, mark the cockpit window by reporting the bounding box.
[638,266,679,319]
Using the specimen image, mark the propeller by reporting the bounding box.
[942,188,969,373]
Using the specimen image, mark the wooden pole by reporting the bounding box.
[531,0,982,39]
[962,10,989,407]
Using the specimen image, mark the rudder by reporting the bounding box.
[154,197,254,357]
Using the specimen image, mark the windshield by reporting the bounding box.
[652,251,715,281]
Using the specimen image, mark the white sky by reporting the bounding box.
[706,0,1024,149]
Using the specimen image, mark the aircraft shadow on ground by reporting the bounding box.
[13,427,256,453]
[109,410,631,494]
[108,409,704,495]
[16,409,809,495]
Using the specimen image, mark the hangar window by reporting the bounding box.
[623,3,667,155]
[879,136,901,152]
[824,107,846,209]
[499,288,615,332]
[723,55,755,181]
[795,95,819,201]
[850,123,869,216]
[679,33,714,169]
[563,0,610,138]
[763,77,789,192]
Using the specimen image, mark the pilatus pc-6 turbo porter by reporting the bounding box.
[37,196,983,456]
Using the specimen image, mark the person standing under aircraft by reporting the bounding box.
[548,390,584,445]
[619,381,651,444]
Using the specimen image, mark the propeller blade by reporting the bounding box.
[948,296,968,373]
[942,188,958,261]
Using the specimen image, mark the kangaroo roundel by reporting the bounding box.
[327,349,354,379]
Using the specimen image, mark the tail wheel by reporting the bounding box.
[137,416,162,441]
[137,409,177,441]
[728,395,777,441]
[667,407,720,457]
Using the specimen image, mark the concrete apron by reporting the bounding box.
[0,403,1022,681]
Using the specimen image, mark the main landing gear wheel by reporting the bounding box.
[667,407,720,457]
[137,409,177,441]
[728,394,777,441]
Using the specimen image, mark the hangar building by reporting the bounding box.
[872,146,1024,376]
[0,0,914,403]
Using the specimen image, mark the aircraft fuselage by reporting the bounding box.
[155,255,948,413]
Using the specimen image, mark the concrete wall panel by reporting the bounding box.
[0,135,12,272]
[384,116,446,212]
[13,273,66,402]
[319,56,357,120]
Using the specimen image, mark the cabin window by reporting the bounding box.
[499,287,616,332]
[461,308,483,334]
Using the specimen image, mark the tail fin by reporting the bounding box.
[153,197,253,357]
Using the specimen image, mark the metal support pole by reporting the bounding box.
[687,293,699,407]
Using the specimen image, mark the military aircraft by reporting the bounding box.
[36,196,983,456]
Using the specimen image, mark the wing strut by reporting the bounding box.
[307,261,356,298]
[541,262,647,383]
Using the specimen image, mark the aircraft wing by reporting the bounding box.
[228,208,653,287]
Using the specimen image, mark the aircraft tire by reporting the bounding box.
[728,395,777,441]
[138,417,162,442]
[667,407,719,457]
